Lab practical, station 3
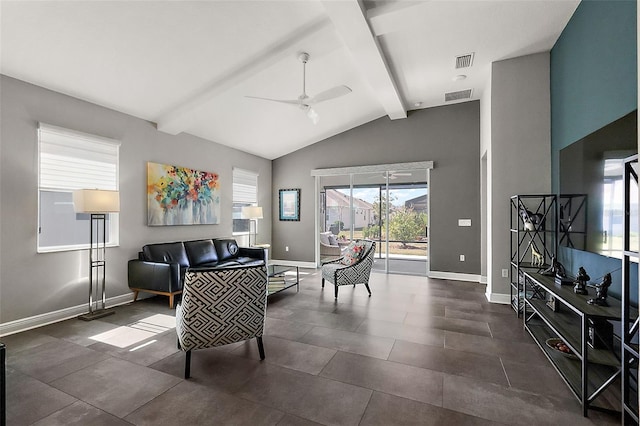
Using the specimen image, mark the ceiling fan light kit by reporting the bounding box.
[246,52,352,124]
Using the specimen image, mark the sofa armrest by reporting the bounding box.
[238,246,266,261]
[128,259,182,293]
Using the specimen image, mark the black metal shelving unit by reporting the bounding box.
[510,195,557,315]
[622,155,639,424]
[559,194,587,251]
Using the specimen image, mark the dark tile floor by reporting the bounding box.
[3,269,621,425]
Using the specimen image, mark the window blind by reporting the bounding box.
[39,123,120,191]
[232,167,258,204]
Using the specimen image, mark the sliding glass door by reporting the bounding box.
[317,166,429,276]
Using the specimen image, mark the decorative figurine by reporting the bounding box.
[520,208,544,231]
[587,273,612,306]
[574,266,590,295]
[531,247,544,267]
[542,256,566,277]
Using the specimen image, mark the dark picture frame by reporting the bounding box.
[279,188,300,221]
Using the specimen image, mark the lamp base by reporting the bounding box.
[78,309,115,321]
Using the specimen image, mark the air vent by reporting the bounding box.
[455,53,474,69]
[445,89,473,102]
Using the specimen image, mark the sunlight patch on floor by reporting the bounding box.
[89,313,175,348]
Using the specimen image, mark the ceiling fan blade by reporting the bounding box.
[306,107,320,125]
[245,95,302,106]
[308,85,352,104]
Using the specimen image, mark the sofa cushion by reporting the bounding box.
[143,242,190,268]
[214,239,240,261]
[184,239,218,266]
[319,231,332,245]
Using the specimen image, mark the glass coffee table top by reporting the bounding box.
[267,264,299,296]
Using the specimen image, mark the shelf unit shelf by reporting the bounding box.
[510,194,557,316]
[523,271,633,416]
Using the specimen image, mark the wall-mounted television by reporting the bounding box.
[559,110,638,259]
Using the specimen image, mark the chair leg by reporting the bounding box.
[185,350,191,379]
[177,337,181,350]
[334,285,339,299]
[132,290,139,302]
[169,294,174,309]
[364,283,372,297]
[257,336,265,360]
[322,278,325,288]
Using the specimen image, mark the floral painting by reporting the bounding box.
[147,162,220,226]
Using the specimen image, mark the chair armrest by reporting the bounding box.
[128,259,182,293]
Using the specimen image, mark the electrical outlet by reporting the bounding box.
[459,254,465,261]
[285,246,289,252]
[502,269,509,278]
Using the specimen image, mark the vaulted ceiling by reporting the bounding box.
[1,1,579,160]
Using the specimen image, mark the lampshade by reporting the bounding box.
[241,206,263,219]
[73,189,120,213]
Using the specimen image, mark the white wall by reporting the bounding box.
[0,75,272,327]
[487,52,552,303]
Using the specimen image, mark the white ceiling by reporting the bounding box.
[1,0,579,160]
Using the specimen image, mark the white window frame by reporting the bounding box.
[37,123,120,253]
[232,167,258,236]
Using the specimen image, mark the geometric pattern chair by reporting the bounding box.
[321,240,376,299]
[175,264,268,379]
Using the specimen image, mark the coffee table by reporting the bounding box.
[267,264,299,296]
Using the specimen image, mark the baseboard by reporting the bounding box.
[428,271,481,283]
[484,292,511,304]
[479,275,487,284]
[0,293,134,337]
[269,259,317,269]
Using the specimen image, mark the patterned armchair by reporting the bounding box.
[175,264,268,379]
[321,240,376,299]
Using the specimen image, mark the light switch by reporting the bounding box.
[458,219,472,227]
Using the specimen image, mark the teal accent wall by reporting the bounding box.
[551,0,637,191]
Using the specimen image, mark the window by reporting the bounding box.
[232,167,258,234]
[38,123,120,252]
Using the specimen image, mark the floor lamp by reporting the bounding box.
[73,189,120,321]
[241,206,263,247]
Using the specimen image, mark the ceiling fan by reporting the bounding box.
[245,52,352,125]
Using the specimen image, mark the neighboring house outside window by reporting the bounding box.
[38,123,120,252]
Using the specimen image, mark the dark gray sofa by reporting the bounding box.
[128,238,266,307]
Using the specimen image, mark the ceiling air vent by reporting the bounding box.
[445,89,473,102]
[455,53,474,69]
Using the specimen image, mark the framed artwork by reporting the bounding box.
[147,162,221,226]
[279,188,300,221]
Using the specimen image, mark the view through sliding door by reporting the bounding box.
[319,169,429,276]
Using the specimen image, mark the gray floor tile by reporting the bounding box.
[357,318,444,347]
[37,317,122,346]
[501,357,577,399]
[6,367,77,426]
[264,317,315,341]
[320,351,444,406]
[149,348,265,393]
[404,312,492,337]
[236,363,372,426]
[32,401,132,426]
[50,357,182,418]
[276,414,325,426]
[444,330,546,364]
[278,308,365,332]
[360,391,503,426]
[442,373,614,425]
[388,340,508,386]
[445,306,515,323]
[0,329,57,355]
[125,380,285,425]
[7,339,109,383]
[232,335,337,375]
[299,326,395,359]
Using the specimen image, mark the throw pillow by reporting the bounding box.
[340,241,366,266]
[328,234,338,246]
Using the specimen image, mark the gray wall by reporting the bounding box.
[272,102,481,275]
[0,75,272,323]
[489,53,551,298]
